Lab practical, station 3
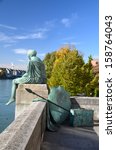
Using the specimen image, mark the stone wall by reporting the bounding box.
[0,102,46,150]
[71,96,99,121]
[15,84,48,118]
[0,83,99,150]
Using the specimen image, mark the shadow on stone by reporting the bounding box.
[41,125,99,150]
[70,97,81,109]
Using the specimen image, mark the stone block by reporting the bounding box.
[15,84,48,118]
[16,84,48,104]
[70,96,99,121]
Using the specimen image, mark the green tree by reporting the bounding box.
[85,75,99,97]
[43,51,56,79]
[48,47,84,95]
[81,55,94,93]
[0,68,6,78]
[83,56,99,97]
[43,47,99,97]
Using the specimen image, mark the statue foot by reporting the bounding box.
[6,99,15,105]
[33,98,39,102]
[33,98,46,102]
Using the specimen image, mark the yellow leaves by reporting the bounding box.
[53,47,70,69]
[53,58,62,68]
[43,46,99,96]
[56,47,70,59]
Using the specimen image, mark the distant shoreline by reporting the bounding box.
[0,76,20,80]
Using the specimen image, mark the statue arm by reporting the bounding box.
[22,61,30,77]
[22,72,28,77]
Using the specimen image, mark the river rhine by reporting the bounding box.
[0,79,15,133]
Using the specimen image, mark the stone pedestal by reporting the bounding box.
[15,84,48,118]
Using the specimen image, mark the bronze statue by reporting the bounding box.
[6,50,46,105]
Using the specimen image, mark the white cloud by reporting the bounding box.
[14,35,29,40]
[0,20,56,44]
[14,48,29,54]
[30,32,44,39]
[14,32,45,40]
[61,18,71,27]
[0,31,45,44]
[13,48,46,60]
[0,32,16,43]
[61,13,78,27]
[0,24,17,30]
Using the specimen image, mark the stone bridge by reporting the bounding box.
[0,84,99,150]
[0,67,26,79]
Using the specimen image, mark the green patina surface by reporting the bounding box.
[33,86,71,131]
[6,50,46,105]
[48,86,71,124]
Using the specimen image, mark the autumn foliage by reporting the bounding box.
[43,46,99,96]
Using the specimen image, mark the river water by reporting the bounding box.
[0,79,15,133]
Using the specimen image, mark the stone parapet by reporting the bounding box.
[15,84,48,118]
[0,102,46,150]
[16,84,48,104]
[71,96,99,121]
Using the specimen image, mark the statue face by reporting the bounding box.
[27,50,37,59]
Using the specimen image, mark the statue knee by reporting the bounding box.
[13,78,20,84]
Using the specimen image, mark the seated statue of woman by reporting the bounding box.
[6,50,46,105]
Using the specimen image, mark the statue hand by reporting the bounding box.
[33,98,40,102]
[6,98,15,105]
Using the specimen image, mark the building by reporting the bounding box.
[91,59,99,75]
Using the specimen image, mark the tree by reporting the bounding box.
[80,55,94,93]
[43,51,56,79]
[85,75,99,97]
[83,56,99,97]
[0,68,6,78]
[43,47,99,97]
[48,47,84,95]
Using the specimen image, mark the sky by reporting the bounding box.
[0,0,98,69]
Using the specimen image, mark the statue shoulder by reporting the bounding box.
[31,56,42,62]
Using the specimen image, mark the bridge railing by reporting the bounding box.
[0,68,26,78]
[0,83,99,150]
[0,102,46,150]
[0,64,26,71]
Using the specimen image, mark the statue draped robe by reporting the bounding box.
[18,58,46,84]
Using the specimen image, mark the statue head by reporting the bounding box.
[27,50,37,60]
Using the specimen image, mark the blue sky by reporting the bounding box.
[0,0,98,69]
